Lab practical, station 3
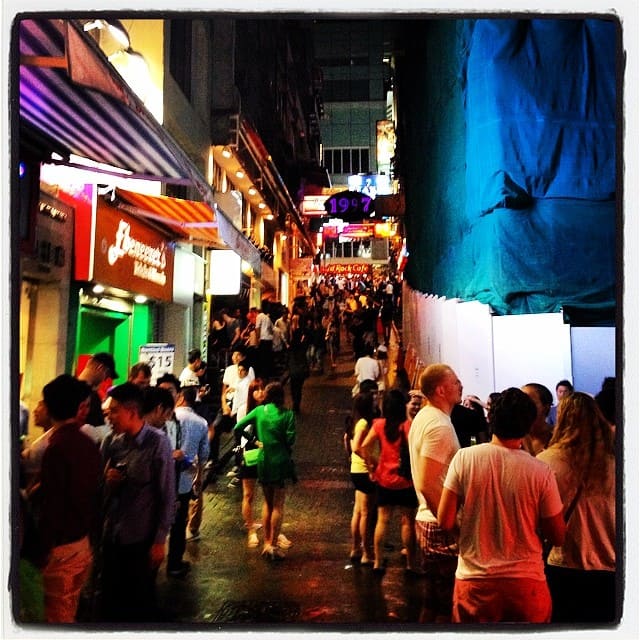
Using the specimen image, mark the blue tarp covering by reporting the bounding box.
[401,18,618,316]
[465,19,616,220]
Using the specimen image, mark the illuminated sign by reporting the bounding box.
[94,199,174,301]
[376,120,396,168]
[320,263,372,276]
[108,219,168,286]
[341,224,375,239]
[347,173,392,198]
[322,225,339,240]
[209,250,241,295]
[324,190,374,218]
[301,194,330,216]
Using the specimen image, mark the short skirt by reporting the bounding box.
[376,485,418,508]
[350,472,376,495]
[238,462,258,480]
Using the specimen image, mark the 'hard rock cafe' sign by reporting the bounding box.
[93,199,175,301]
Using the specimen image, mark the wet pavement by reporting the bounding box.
[154,335,430,629]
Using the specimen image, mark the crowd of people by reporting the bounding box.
[16,273,617,626]
[346,362,617,624]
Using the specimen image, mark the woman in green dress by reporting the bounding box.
[234,381,296,559]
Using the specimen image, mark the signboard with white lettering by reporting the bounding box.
[93,199,175,301]
[139,343,176,384]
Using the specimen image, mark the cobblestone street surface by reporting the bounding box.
[154,337,429,629]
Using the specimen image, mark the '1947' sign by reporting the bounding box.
[324,190,373,218]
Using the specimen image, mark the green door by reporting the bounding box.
[75,306,130,385]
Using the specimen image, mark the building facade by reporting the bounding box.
[14,15,324,439]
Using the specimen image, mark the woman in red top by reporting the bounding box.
[361,389,419,575]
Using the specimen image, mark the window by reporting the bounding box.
[322,79,371,102]
[323,148,370,175]
[169,20,192,101]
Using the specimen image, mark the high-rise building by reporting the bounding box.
[313,20,395,189]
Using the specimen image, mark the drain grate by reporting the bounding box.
[213,599,301,623]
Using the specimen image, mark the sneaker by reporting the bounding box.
[227,477,240,488]
[167,561,191,578]
[247,531,259,548]
[277,533,292,549]
[186,531,200,542]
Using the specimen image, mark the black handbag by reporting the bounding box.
[397,428,412,480]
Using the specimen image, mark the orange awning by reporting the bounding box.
[114,188,223,248]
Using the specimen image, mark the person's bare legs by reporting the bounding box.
[373,505,391,570]
[400,507,418,570]
[359,491,375,563]
[242,478,257,529]
[261,484,286,557]
[262,485,274,549]
[350,491,363,558]
[269,486,286,545]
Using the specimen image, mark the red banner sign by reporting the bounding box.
[93,200,175,301]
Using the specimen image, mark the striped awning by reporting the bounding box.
[114,188,223,248]
[19,19,195,183]
[18,18,193,183]
[16,17,261,269]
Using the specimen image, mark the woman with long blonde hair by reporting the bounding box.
[537,391,616,623]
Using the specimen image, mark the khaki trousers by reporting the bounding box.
[42,536,93,623]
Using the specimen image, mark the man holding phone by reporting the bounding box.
[98,383,175,622]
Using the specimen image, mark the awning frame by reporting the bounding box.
[15,17,260,269]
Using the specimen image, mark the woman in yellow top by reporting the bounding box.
[344,391,377,565]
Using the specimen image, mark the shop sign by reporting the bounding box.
[21,192,74,282]
[341,224,375,239]
[94,200,174,301]
[301,194,330,216]
[320,263,372,276]
[323,190,373,218]
[139,343,176,384]
[290,257,313,280]
[322,225,339,240]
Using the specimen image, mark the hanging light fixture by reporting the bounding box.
[83,18,131,49]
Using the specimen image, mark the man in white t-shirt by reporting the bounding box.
[438,387,565,622]
[354,344,380,391]
[407,363,462,622]
[207,348,255,477]
[179,349,207,388]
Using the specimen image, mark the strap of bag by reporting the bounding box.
[563,481,584,523]
[543,479,584,561]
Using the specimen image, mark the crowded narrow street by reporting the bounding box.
[153,336,427,627]
[10,13,626,635]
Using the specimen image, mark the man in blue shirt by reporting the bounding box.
[170,386,209,572]
[99,383,175,622]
